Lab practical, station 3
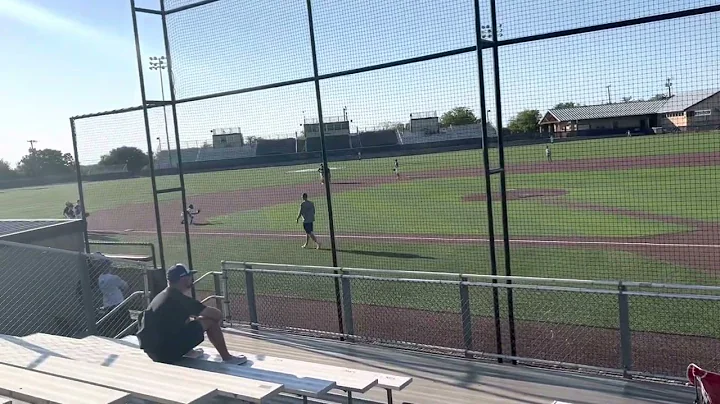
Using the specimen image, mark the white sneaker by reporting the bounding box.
[301,244,308,249]
[185,348,204,359]
[223,355,247,365]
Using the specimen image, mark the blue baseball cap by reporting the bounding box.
[167,263,197,283]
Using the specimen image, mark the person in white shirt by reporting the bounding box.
[94,253,131,336]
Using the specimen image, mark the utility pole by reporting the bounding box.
[606,85,612,104]
[27,140,38,152]
[149,56,172,167]
[343,106,347,121]
[665,77,673,98]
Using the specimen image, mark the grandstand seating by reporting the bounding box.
[256,138,297,155]
[358,129,399,147]
[195,145,256,161]
[399,123,495,145]
[304,135,351,152]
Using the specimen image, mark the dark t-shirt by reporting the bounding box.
[137,287,205,350]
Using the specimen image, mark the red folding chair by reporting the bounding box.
[687,363,720,404]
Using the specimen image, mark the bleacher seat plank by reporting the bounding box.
[0,338,216,404]
[119,335,377,393]
[21,334,284,403]
[0,363,129,404]
[83,335,336,398]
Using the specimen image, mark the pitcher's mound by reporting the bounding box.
[463,188,567,202]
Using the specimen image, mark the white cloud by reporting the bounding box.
[0,0,131,48]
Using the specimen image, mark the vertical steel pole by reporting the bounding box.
[159,1,196,297]
[459,276,474,358]
[70,118,90,254]
[618,282,633,378]
[245,270,259,330]
[130,0,167,271]
[158,70,173,168]
[473,0,503,362]
[77,253,98,336]
[306,0,345,337]
[489,0,517,362]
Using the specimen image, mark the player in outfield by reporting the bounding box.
[296,193,321,249]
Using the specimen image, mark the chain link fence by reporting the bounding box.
[0,240,153,340]
[222,261,720,379]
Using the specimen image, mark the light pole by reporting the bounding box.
[606,85,612,104]
[149,56,172,167]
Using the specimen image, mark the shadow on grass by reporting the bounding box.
[338,249,436,260]
[191,222,216,227]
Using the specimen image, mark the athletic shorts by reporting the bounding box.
[144,320,204,364]
[303,222,314,234]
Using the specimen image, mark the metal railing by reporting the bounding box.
[88,241,157,269]
[220,261,720,380]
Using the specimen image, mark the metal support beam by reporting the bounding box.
[305,0,345,338]
[165,0,221,15]
[134,7,162,15]
[489,0,517,362]
[156,187,183,194]
[473,0,503,362]
[160,0,196,297]
[129,0,166,270]
[70,118,90,254]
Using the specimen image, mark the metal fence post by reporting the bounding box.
[142,267,151,308]
[245,265,259,330]
[459,276,473,357]
[76,253,98,336]
[340,270,355,340]
[221,262,232,325]
[212,272,224,312]
[618,281,633,378]
[70,117,90,254]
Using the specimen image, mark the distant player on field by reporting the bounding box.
[318,163,330,185]
[181,204,200,225]
[63,202,75,219]
[545,146,552,162]
[296,193,321,249]
[393,159,399,178]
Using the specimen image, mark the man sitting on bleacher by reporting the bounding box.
[136,263,245,364]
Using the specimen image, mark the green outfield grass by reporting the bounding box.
[209,176,689,237]
[0,131,717,220]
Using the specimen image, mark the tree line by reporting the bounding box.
[0,146,150,180]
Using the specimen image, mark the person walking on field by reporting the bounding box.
[545,145,552,162]
[296,193,321,249]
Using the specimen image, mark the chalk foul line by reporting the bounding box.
[90,229,720,249]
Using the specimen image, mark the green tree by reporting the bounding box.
[440,107,478,126]
[0,159,16,179]
[553,102,581,109]
[99,146,148,174]
[507,110,541,134]
[16,149,74,177]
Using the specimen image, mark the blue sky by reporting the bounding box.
[1,0,718,165]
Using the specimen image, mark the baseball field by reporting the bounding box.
[2,131,718,284]
[3,131,719,373]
